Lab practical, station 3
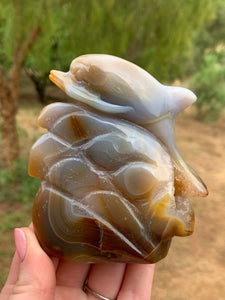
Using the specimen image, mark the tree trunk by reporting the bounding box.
[0,69,20,167]
[0,25,41,168]
[25,68,48,104]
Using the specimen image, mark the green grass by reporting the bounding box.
[0,211,30,232]
[0,99,45,290]
[0,158,40,204]
[0,198,32,289]
[0,157,40,290]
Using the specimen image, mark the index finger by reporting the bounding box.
[3,223,35,286]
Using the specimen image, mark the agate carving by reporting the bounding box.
[29,54,208,263]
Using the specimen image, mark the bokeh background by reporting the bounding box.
[0,1,225,299]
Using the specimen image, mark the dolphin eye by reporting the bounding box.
[75,69,84,81]
[70,63,86,81]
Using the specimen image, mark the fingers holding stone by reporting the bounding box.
[85,263,126,300]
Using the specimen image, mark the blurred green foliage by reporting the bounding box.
[0,0,220,80]
[192,0,225,69]
[0,0,45,69]
[191,48,225,121]
[0,0,224,119]
[190,0,225,120]
[25,0,219,81]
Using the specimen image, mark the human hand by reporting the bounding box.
[0,225,155,300]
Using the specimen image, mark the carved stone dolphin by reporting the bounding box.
[49,54,208,197]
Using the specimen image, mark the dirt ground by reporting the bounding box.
[1,100,225,299]
[152,112,225,300]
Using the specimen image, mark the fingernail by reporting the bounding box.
[14,228,26,262]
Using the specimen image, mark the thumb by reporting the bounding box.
[10,227,56,300]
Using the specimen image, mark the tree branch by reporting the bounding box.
[0,67,5,87]
[9,24,41,104]
[16,24,41,67]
